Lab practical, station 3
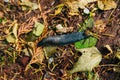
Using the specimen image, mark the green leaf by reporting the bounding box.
[25,32,38,41]
[44,46,57,58]
[0,18,3,23]
[75,37,97,49]
[79,17,94,31]
[69,47,102,74]
[33,22,44,36]
[85,17,94,28]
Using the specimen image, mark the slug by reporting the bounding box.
[37,32,89,46]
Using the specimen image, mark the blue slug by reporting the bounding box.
[37,32,89,46]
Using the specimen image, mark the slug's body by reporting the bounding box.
[37,32,89,46]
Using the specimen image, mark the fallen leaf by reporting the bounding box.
[18,19,34,36]
[44,46,57,58]
[33,21,44,36]
[115,49,120,60]
[25,47,44,71]
[20,1,38,10]
[69,47,102,74]
[94,19,106,33]
[98,0,117,10]
[75,37,97,49]
[32,47,44,63]
[79,17,94,31]
[54,4,64,15]
[12,22,18,39]
[25,32,38,41]
[6,34,16,43]
[65,0,97,13]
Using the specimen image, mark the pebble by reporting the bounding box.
[4,0,9,2]
[83,8,90,14]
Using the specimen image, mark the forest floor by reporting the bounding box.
[0,0,120,80]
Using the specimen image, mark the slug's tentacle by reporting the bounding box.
[37,32,89,46]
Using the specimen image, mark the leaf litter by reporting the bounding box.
[0,0,120,80]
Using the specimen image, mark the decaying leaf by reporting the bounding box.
[54,4,64,15]
[94,19,106,33]
[20,0,38,10]
[25,32,38,41]
[98,0,117,10]
[115,49,120,60]
[69,47,102,74]
[63,0,117,14]
[12,22,18,39]
[33,21,44,36]
[65,0,97,13]
[6,34,16,43]
[32,47,44,64]
[44,46,57,58]
[18,19,34,36]
[25,47,44,71]
[79,17,94,32]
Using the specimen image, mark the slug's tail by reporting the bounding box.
[37,32,89,46]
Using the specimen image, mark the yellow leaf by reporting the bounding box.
[13,22,18,39]
[20,0,38,10]
[6,34,16,43]
[69,47,102,74]
[98,0,117,10]
[65,0,97,14]
[33,21,44,36]
[55,7,63,15]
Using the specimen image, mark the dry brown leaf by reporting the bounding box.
[25,47,44,71]
[32,47,44,64]
[18,19,34,36]
[94,19,106,33]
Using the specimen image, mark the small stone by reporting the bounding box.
[4,0,9,2]
[48,57,54,64]
[83,8,90,14]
